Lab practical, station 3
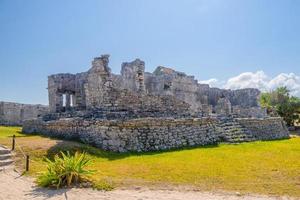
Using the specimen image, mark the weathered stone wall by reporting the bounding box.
[48,72,88,112]
[117,59,146,93]
[232,106,267,118]
[47,54,264,116]
[23,117,220,152]
[215,98,232,115]
[22,116,289,152]
[236,117,289,140]
[207,87,260,108]
[144,66,203,112]
[20,54,290,153]
[0,102,49,126]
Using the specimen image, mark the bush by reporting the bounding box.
[37,151,94,188]
[260,87,300,126]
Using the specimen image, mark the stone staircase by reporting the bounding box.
[218,117,255,143]
[0,145,13,171]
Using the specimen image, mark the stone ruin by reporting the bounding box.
[23,54,289,152]
[0,101,48,126]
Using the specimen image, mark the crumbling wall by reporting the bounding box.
[81,56,192,116]
[207,88,260,108]
[47,55,264,116]
[23,117,220,152]
[23,116,289,152]
[215,98,232,115]
[48,74,76,112]
[48,72,88,112]
[144,66,203,112]
[84,55,112,108]
[118,59,146,93]
[0,102,48,126]
[97,88,192,116]
[232,106,267,118]
[236,117,289,140]
[21,54,290,153]
[229,89,260,107]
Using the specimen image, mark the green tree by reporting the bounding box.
[260,87,300,126]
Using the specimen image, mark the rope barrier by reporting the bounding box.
[11,135,31,171]
[15,142,27,159]
[10,134,52,171]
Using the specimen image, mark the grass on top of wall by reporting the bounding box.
[0,126,299,196]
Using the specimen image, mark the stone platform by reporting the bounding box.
[23,116,289,152]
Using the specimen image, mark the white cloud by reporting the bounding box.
[268,73,300,96]
[198,78,221,88]
[199,71,300,97]
[224,71,269,91]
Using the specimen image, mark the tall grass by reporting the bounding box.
[37,151,94,188]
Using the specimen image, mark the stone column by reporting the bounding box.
[138,74,145,93]
[70,94,76,107]
[56,93,63,112]
[65,93,71,110]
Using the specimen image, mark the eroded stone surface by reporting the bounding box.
[23,117,289,152]
[0,102,48,126]
[46,54,265,117]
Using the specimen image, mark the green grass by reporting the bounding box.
[0,126,24,138]
[0,126,299,196]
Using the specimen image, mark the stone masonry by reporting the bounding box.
[0,102,48,126]
[22,54,289,152]
[46,54,264,117]
[23,117,289,152]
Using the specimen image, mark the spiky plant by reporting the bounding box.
[37,151,94,188]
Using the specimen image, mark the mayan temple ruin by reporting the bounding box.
[22,54,289,152]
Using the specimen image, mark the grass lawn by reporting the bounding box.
[0,126,299,196]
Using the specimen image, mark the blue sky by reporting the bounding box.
[1,0,300,105]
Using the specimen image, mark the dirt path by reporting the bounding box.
[0,169,296,200]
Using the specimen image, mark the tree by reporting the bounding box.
[260,87,300,126]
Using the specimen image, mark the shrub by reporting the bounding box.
[37,151,94,188]
[260,87,300,126]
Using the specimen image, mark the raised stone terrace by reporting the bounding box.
[22,54,289,152]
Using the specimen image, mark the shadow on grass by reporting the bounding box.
[45,139,219,161]
[22,131,293,161]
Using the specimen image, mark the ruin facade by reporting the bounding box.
[46,55,265,117]
[23,54,289,152]
[0,102,48,126]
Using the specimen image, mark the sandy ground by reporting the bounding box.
[0,169,296,200]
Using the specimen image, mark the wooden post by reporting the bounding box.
[12,135,15,151]
[26,155,29,171]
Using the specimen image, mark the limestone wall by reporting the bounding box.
[47,55,263,116]
[232,106,267,118]
[22,116,289,152]
[23,117,220,152]
[236,117,289,140]
[0,102,49,126]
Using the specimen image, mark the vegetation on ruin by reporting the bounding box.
[260,86,300,126]
[0,126,300,196]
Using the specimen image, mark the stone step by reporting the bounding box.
[0,159,13,167]
[0,148,11,155]
[0,153,12,160]
[219,120,255,143]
